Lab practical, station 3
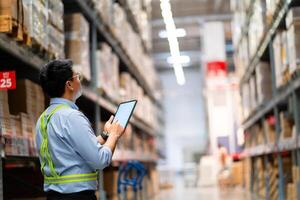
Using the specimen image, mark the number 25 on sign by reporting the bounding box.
[0,71,16,90]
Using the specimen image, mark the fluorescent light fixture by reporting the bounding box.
[160,0,186,85]
[159,28,187,38]
[167,55,190,64]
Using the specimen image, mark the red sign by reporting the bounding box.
[0,71,16,90]
[206,61,227,76]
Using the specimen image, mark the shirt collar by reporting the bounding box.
[50,98,79,110]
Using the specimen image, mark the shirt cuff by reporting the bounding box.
[102,145,113,163]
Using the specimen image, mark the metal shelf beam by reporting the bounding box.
[239,0,292,86]
[63,0,160,107]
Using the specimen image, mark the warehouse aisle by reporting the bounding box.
[155,176,258,200]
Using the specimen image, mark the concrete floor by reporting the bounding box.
[154,176,259,200]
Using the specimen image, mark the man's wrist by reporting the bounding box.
[100,131,109,141]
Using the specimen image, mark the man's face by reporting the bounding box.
[66,71,82,100]
[71,72,82,93]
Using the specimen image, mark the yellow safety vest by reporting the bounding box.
[39,104,98,184]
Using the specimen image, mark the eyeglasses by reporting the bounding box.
[69,73,83,82]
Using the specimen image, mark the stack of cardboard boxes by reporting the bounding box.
[255,62,272,105]
[256,157,266,199]
[269,158,279,199]
[5,79,45,156]
[47,0,64,58]
[264,116,277,144]
[286,7,300,76]
[279,112,294,139]
[119,72,157,128]
[242,83,251,119]
[23,0,48,49]
[0,0,65,57]
[64,13,91,81]
[96,43,120,102]
[0,0,30,43]
[248,0,266,58]
[0,90,13,154]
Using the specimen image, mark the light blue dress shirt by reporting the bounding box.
[35,98,112,193]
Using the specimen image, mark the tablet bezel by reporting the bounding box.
[113,100,138,129]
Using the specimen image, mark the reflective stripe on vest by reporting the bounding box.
[40,104,97,184]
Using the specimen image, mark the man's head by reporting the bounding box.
[40,59,82,101]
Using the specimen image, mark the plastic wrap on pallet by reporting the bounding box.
[23,0,48,49]
[48,24,65,59]
[256,62,272,105]
[48,0,63,32]
[94,0,112,26]
[96,43,120,102]
[64,13,91,81]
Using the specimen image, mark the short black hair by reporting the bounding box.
[40,59,73,98]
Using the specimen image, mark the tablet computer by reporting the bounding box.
[113,100,137,128]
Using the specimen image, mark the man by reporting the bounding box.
[36,59,124,200]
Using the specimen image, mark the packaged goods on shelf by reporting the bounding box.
[256,62,272,105]
[96,43,120,102]
[248,125,263,146]
[8,79,45,122]
[242,83,251,119]
[65,13,91,81]
[111,3,157,91]
[23,0,48,49]
[264,116,276,143]
[48,24,65,59]
[286,7,300,28]
[0,90,9,117]
[249,75,257,112]
[119,72,154,126]
[273,31,288,88]
[0,0,27,41]
[269,158,279,200]
[266,0,281,25]
[248,0,266,58]
[287,20,300,74]
[20,112,33,156]
[254,158,266,199]
[47,0,64,59]
[9,114,21,155]
[279,112,294,139]
[0,0,18,32]
[95,0,112,26]
[48,0,63,32]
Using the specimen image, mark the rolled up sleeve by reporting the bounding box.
[65,111,112,170]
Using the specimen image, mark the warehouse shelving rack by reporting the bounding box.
[238,0,300,200]
[0,0,161,199]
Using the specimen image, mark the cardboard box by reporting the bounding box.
[23,0,48,49]
[65,13,91,81]
[286,7,300,28]
[287,23,300,74]
[8,79,43,121]
[256,62,272,105]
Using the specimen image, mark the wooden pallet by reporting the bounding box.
[0,15,32,46]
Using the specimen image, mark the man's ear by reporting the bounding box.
[66,81,74,91]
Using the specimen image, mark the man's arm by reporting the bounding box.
[65,111,112,170]
[101,115,125,154]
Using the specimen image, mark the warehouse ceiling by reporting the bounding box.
[151,0,232,70]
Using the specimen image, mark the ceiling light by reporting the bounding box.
[160,0,186,85]
[159,28,187,38]
[167,55,190,65]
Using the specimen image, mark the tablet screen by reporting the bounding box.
[113,100,137,128]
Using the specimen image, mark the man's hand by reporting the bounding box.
[104,115,125,139]
[103,115,125,153]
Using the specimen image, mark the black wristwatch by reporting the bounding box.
[100,131,109,141]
